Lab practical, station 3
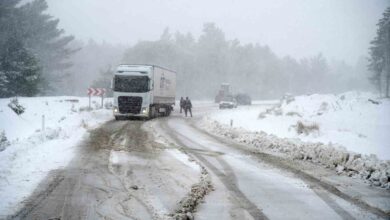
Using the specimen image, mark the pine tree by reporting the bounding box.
[0,0,42,97]
[0,40,42,97]
[369,7,390,97]
[0,0,74,96]
[19,0,76,93]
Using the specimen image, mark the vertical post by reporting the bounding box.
[42,115,45,131]
[89,94,91,110]
[101,93,104,109]
[387,25,390,98]
[230,119,233,127]
[41,114,45,141]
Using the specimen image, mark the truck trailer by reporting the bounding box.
[112,64,176,120]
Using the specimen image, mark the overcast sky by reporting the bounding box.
[45,0,389,64]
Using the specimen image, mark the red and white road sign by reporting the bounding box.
[87,88,106,96]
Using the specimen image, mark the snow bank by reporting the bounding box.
[0,96,113,216]
[210,92,390,160]
[201,118,390,189]
[203,92,390,189]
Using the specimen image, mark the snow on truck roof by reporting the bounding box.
[117,64,177,73]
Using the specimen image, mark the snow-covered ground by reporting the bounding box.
[209,92,390,160]
[0,96,113,216]
[202,92,390,188]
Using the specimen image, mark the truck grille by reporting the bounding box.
[118,96,142,114]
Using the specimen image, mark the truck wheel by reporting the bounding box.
[115,116,121,120]
[149,106,156,119]
[148,107,153,119]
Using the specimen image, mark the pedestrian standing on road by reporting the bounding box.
[180,97,184,113]
[184,97,192,117]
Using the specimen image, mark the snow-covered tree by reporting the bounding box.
[369,7,390,97]
[19,0,76,93]
[0,40,42,97]
[0,0,75,96]
[0,1,42,97]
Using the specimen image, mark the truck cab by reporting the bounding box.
[112,64,176,120]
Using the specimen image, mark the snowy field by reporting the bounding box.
[208,92,390,160]
[0,96,113,216]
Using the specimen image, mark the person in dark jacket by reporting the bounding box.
[180,97,184,113]
[184,97,192,117]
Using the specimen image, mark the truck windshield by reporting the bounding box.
[114,75,149,93]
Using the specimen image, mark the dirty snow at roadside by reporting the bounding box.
[0,97,112,216]
[202,92,390,188]
[209,92,390,160]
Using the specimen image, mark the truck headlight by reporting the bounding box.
[141,107,149,114]
[113,107,118,113]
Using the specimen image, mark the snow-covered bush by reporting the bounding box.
[8,98,25,115]
[79,106,91,112]
[368,98,381,105]
[258,112,267,119]
[93,101,100,109]
[104,101,113,109]
[281,93,295,105]
[258,105,283,118]
[295,121,319,135]
[0,130,10,151]
[71,104,77,112]
[44,127,62,140]
[286,111,302,117]
[317,102,329,115]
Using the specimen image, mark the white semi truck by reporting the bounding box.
[112,64,176,120]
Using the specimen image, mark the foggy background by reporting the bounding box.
[43,0,388,98]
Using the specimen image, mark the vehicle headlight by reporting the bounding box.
[141,107,149,114]
[113,107,118,113]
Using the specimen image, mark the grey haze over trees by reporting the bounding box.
[65,39,125,96]
[0,0,75,98]
[122,23,371,99]
[0,0,376,98]
[369,7,390,98]
[91,66,115,97]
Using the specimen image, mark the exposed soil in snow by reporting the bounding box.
[171,166,213,220]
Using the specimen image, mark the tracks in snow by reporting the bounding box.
[157,115,388,220]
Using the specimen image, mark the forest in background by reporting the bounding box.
[120,24,371,99]
[2,0,387,99]
[64,24,373,99]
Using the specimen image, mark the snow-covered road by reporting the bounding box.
[5,103,389,220]
[154,113,387,220]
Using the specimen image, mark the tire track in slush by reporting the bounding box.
[187,119,389,220]
[10,120,159,220]
[161,120,269,220]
